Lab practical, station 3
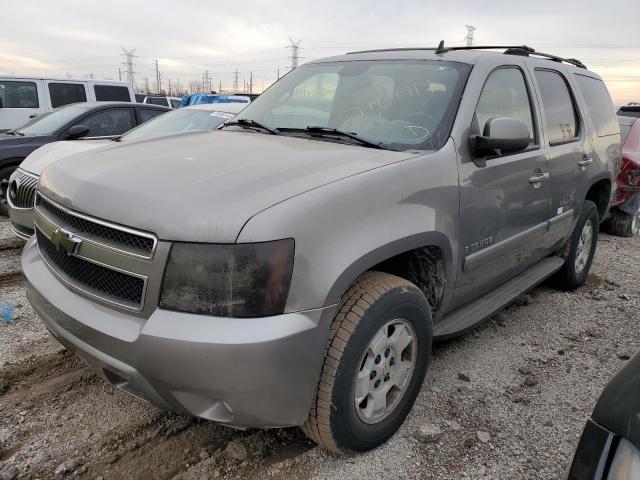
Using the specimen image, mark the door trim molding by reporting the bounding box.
[464,209,575,272]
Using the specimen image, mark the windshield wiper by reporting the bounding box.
[221,118,280,135]
[4,130,24,136]
[280,126,385,150]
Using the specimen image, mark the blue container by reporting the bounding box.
[2,303,14,324]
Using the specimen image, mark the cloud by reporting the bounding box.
[0,0,637,102]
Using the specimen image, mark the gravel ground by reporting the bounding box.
[0,214,638,480]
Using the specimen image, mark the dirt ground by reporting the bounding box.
[1,214,638,480]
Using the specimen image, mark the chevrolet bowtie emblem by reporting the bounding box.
[50,228,81,255]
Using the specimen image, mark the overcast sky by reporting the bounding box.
[1,0,638,104]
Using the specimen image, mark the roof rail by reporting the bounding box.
[347,41,587,69]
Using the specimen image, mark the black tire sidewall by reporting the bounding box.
[0,165,17,216]
[562,201,599,287]
[330,285,432,453]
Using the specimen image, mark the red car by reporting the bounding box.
[608,107,640,236]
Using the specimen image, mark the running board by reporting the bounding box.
[433,256,565,340]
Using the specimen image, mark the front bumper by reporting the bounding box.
[7,201,35,240]
[22,237,335,428]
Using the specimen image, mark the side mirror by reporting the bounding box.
[67,125,90,139]
[470,117,530,159]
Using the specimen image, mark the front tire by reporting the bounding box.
[302,271,432,454]
[0,165,17,217]
[554,200,599,290]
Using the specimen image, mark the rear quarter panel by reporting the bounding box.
[569,71,620,211]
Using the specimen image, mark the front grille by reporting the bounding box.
[9,170,38,208]
[35,195,155,257]
[36,229,145,308]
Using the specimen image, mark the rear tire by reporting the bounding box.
[553,200,599,290]
[606,207,640,237]
[302,271,432,455]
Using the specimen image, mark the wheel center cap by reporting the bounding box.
[383,363,389,376]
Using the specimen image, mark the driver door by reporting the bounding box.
[454,66,552,306]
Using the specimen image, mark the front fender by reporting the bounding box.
[237,140,460,313]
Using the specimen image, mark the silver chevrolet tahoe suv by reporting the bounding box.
[22,44,620,454]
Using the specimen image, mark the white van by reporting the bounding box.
[0,77,135,131]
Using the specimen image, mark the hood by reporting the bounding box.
[39,130,415,242]
[21,140,112,176]
[0,134,35,147]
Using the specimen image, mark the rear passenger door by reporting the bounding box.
[73,108,135,138]
[529,67,590,245]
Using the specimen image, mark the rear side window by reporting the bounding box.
[75,108,135,137]
[147,97,169,107]
[474,67,535,144]
[0,81,39,108]
[574,75,619,137]
[534,70,579,144]
[138,108,165,123]
[49,83,87,108]
[94,85,131,102]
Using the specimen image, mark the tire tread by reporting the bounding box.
[301,271,415,454]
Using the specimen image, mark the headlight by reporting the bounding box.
[159,239,294,317]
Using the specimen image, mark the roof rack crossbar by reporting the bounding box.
[347,44,533,55]
[347,41,587,69]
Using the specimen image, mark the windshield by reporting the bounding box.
[233,60,469,150]
[121,108,236,142]
[14,105,88,136]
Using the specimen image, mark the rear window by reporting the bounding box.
[138,108,166,123]
[574,75,619,137]
[618,107,640,118]
[0,81,39,108]
[146,97,168,107]
[619,123,632,146]
[49,83,87,108]
[94,85,131,102]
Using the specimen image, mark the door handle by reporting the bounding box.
[529,172,550,185]
[578,156,593,168]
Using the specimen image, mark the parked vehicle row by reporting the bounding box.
[0,76,135,131]
[6,102,246,236]
[0,101,170,216]
[15,43,623,457]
